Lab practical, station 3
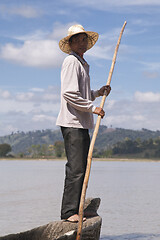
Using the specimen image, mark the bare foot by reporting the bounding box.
[66,214,86,223]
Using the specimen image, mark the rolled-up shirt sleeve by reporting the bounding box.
[63,91,95,112]
[62,59,95,113]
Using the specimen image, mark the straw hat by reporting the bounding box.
[59,24,99,54]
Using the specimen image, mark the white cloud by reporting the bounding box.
[0,21,137,68]
[64,0,160,6]
[16,92,35,101]
[0,123,18,136]
[0,87,160,135]
[0,110,58,136]
[140,61,160,71]
[49,22,78,41]
[104,113,147,130]
[118,0,160,6]
[0,99,35,114]
[14,30,49,41]
[100,27,126,42]
[0,22,83,68]
[32,114,56,122]
[63,0,160,13]
[143,71,159,79]
[0,90,11,99]
[43,93,59,101]
[133,114,145,121]
[0,86,60,113]
[106,100,116,110]
[134,91,160,103]
[87,45,113,60]
[9,6,41,18]
[0,21,127,68]
[0,40,64,68]
[0,5,42,18]
[103,99,160,130]
[30,88,44,92]
[86,25,133,61]
[131,18,160,27]
[0,86,60,136]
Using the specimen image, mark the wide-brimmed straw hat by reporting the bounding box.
[59,24,99,54]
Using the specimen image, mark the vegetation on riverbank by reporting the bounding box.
[1,137,160,160]
[0,143,12,157]
[0,126,160,160]
[93,137,160,159]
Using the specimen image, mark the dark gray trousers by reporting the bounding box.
[60,127,90,220]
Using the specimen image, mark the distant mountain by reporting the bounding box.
[0,126,160,155]
[0,129,62,154]
[94,126,160,150]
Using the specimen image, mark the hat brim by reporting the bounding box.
[59,31,99,54]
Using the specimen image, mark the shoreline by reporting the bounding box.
[0,157,160,162]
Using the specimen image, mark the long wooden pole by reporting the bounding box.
[76,21,127,240]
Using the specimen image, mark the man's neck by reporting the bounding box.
[79,53,84,59]
[72,51,84,59]
[70,51,87,65]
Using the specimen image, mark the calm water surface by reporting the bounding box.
[0,160,160,240]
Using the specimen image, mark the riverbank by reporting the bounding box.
[0,157,160,161]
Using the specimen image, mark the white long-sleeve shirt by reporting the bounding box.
[56,52,99,129]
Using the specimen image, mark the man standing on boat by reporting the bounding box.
[56,24,111,222]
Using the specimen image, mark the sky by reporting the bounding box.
[0,0,160,136]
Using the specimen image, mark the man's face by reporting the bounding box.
[69,33,88,56]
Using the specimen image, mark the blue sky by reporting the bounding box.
[0,0,160,136]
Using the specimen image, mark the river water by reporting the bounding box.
[0,160,160,240]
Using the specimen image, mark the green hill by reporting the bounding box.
[94,126,160,150]
[0,126,160,156]
[0,129,62,154]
